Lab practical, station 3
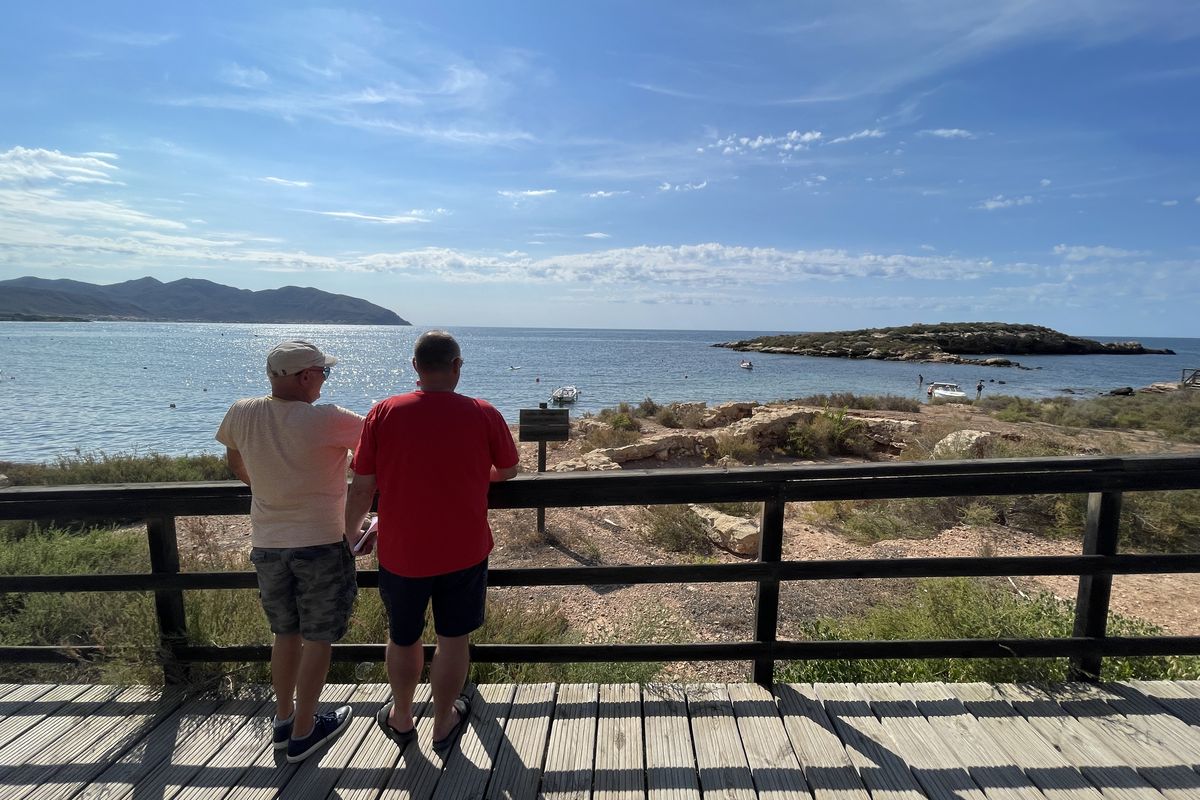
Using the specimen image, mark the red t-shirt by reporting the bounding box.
[351,391,519,578]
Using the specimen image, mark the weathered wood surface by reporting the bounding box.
[4,681,1200,798]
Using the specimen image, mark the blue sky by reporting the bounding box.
[1,1,1198,335]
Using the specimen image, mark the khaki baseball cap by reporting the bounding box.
[266,340,337,377]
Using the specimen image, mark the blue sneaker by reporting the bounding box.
[286,706,352,763]
[272,713,294,750]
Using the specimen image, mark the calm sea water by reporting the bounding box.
[1,322,1196,462]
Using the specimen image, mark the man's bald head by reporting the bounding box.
[413,330,461,373]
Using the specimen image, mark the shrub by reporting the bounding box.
[579,427,640,453]
[789,393,921,413]
[778,577,1200,683]
[636,397,660,418]
[978,392,1200,444]
[785,407,873,459]
[1,451,235,486]
[707,502,760,518]
[654,407,681,428]
[712,434,759,463]
[640,505,711,554]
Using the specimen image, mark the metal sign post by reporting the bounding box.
[518,403,570,536]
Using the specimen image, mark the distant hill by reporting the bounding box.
[0,276,410,325]
[715,322,1174,367]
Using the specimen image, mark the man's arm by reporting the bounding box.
[344,472,377,548]
[491,463,519,482]
[226,448,251,486]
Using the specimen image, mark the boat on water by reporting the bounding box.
[927,381,970,402]
[550,385,579,403]
[739,360,754,370]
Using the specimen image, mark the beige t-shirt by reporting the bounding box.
[216,396,364,548]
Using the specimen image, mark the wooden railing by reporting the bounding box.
[2,454,1200,685]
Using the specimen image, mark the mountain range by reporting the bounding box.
[0,276,409,325]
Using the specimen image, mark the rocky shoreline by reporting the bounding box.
[715,322,1174,368]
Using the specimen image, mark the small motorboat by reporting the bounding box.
[551,385,579,403]
[928,382,970,402]
[739,360,754,370]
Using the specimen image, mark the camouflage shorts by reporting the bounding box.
[250,541,357,642]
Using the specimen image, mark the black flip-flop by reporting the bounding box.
[375,703,416,747]
[431,694,471,757]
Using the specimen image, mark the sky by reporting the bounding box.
[1,1,1198,335]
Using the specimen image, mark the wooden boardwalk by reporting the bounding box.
[2,681,1200,799]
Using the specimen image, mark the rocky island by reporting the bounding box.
[715,322,1174,367]
[0,276,409,325]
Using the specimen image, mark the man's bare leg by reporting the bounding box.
[270,634,301,721]
[291,639,332,738]
[429,634,470,741]
[385,638,424,733]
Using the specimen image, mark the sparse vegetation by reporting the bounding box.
[1,451,235,486]
[640,504,712,554]
[788,393,921,412]
[785,407,874,459]
[779,577,1200,683]
[707,502,761,518]
[711,433,759,463]
[978,391,1200,443]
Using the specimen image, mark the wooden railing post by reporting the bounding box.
[1069,491,1121,681]
[753,489,785,686]
[147,515,189,684]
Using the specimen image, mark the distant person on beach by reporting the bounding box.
[976,380,984,400]
[344,330,519,757]
[918,373,924,387]
[215,340,365,763]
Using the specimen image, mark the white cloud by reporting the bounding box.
[703,130,821,159]
[658,180,708,192]
[83,151,119,160]
[0,146,122,186]
[1195,195,1200,204]
[1040,178,1052,187]
[498,189,556,198]
[828,128,885,144]
[1162,199,1179,207]
[220,63,271,89]
[89,31,177,48]
[0,187,185,229]
[585,190,629,198]
[920,128,976,139]
[260,176,311,188]
[974,194,1034,211]
[310,210,429,224]
[583,232,611,239]
[1053,244,1146,261]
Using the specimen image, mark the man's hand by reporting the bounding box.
[490,463,520,482]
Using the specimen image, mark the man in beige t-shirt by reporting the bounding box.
[216,340,364,763]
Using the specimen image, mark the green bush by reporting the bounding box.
[789,393,921,413]
[978,392,1200,443]
[579,426,640,452]
[1,451,235,486]
[785,407,874,460]
[654,407,681,428]
[779,577,1200,683]
[640,505,711,554]
[636,397,660,418]
[712,433,759,463]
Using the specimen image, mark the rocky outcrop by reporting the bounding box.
[715,322,1174,366]
[0,474,11,488]
[699,402,758,428]
[689,505,760,555]
[552,451,621,472]
[932,430,997,459]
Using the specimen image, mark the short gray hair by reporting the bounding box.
[413,330,461,371]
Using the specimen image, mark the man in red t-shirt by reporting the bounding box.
[345,330,519,757]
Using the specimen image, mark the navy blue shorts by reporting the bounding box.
[378,558,488,646]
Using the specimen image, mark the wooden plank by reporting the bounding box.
[23,687,193,800]
[432,684,516,800]
[642,682,700,800]
[993,683,1167,800]
[774,683,870,800]
[220,683,357,800]
[1126,681,1200,728]
[896,683,1047,800]
[945,683,1105,800]
[1099,683,1200,766]
[593,683,645,800]
[0,684,54,742]
[0,683,90,754]
[1045,683,1200,798]
[0,685,169,800]
[813,683,927,800]
[486,682,554,800]
[727,683,810,799]
[686,683,756,800]
[72,690,248,800]
[379,683,476,800]
[282,683,391,800]
[326,684,429,800]
[540,682,599,800]
[0,684,122,782]
[519,409,570,442]
[862,683,988,800]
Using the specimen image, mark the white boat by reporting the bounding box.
[551,385,579,403]
[928,381,970,401]
[739,360,754,370]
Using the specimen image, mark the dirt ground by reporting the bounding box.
[179,401,1200,681]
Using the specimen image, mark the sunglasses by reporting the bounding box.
[302,366,332,378]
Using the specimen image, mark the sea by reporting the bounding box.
[1,322,1196,463]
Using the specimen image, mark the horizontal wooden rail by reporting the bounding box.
[2,452,1199,684]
